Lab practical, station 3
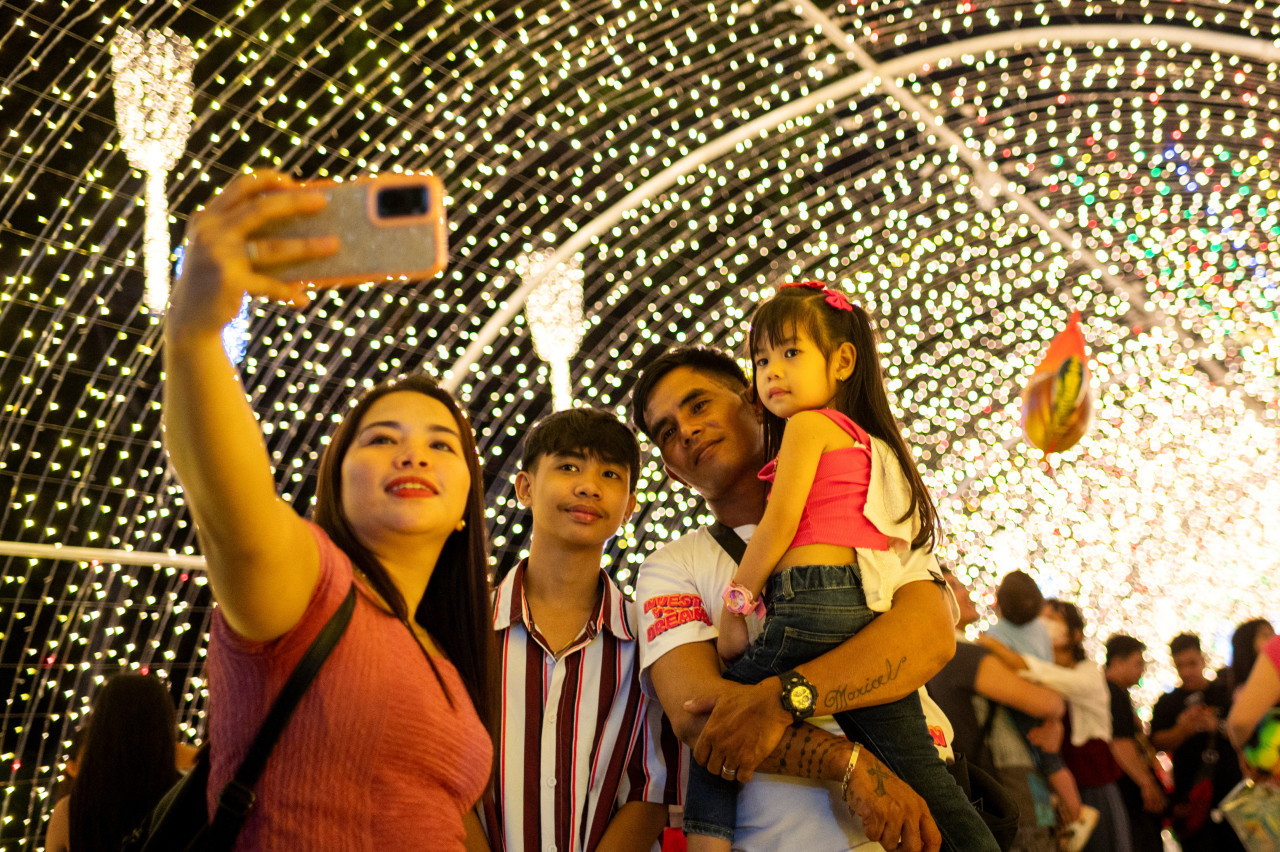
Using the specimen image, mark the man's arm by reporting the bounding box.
[683,580,954,777]
[1110,738,1167,812]
[596,802,669,852]
[649,641,941,852]
[972,654,1065,720]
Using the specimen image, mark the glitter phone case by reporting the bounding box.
[251,172,446,288]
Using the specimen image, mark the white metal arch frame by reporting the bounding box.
[442,22,1280,417]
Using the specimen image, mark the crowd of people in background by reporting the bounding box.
[934,568,1276,852]
[43,172,1280,852]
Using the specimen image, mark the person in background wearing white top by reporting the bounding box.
[485,408,678,852]
[980,599,1130,852]
[630,346,955,852]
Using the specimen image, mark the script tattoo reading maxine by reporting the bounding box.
[644,594,712,641]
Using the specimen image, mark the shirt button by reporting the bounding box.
[545,777,556,788]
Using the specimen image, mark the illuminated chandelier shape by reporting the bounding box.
[110,26,196,314]
[519,250,585,411]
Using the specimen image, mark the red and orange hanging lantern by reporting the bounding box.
[1021,311,1093,455]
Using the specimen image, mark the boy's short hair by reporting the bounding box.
[629,347,748,439]
[995,570,1044,626]
[1105,634,1146,666]
[1169,632,1201,657]
[521,407,641,490]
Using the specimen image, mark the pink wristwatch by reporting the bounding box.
[722,581,767,619]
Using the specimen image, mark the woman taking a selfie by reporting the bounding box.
[164,170,496,848]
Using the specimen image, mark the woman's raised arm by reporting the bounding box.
[164,171,338,641]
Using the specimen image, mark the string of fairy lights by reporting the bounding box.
[0,0,1277,845]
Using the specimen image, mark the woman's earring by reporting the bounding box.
[455,518,467,532]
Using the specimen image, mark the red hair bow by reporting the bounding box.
[779,281,853,312]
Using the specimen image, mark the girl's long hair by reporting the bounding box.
[747,284,940,550]
[312,374,497,740]
[68,674,180,852]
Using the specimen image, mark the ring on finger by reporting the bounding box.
[721,766,738,778]
[245,240,261,263]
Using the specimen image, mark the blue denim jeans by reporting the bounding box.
[683,563,998,852]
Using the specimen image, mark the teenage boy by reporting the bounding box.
[630,347,953,852]
[1150,633,1244,852]
[486,408,678,852]
[1103,634,1165,852]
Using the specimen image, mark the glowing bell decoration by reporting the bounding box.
[1021,311,1093,455]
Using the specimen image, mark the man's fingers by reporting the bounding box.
[920,815,942,852]
[879,813,906,851]
[897,815,923,852]
[860,812,885,846]
[691,737,711,768]
[682,694,719,715]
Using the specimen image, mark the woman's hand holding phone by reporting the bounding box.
[170,170,338,336]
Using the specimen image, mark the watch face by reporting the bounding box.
[724,588,748,613]
[788,684,814,712]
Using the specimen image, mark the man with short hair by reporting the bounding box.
[1149,633,1244,852]
[1103,634,1165,852]
[630,347,956,852]
[485,408,678,852]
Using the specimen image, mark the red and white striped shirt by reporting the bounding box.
[486,561,680,852]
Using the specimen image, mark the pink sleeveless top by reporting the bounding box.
[758,409,891,551]
[207,524,492,851]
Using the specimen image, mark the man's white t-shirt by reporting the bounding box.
[637,524,957,852]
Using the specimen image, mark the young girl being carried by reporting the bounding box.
[682,281,998,852]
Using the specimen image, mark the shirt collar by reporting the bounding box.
[492,558,634,643]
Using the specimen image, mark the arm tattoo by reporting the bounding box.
[756,726,846,781]
[821,656,907,710]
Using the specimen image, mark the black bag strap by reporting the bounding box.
[208,584,357,830]
[970,694,1003,775]
[708,521,747,565]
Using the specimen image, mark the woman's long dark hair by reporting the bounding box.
[1231,618,1274,688]
[68,674,179,852]
[747,283,941,550]
[312,374,497,739]
[1046,598,1088,663]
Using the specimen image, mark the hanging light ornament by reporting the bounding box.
[110,26,196,314]
[519,250,585,411]
[1021,311,1094,455]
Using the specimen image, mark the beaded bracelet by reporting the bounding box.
[840,742,863,798]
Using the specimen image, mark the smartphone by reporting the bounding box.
[250,172,447,288]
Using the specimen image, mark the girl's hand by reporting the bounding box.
[168,170,338,337]
[716,608,750,662]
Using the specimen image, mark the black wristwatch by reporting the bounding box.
[777,669,817,726]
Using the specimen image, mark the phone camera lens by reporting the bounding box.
[377,186,429,218]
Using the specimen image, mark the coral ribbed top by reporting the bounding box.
[206,524,491,851]
[758,408,891,551]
